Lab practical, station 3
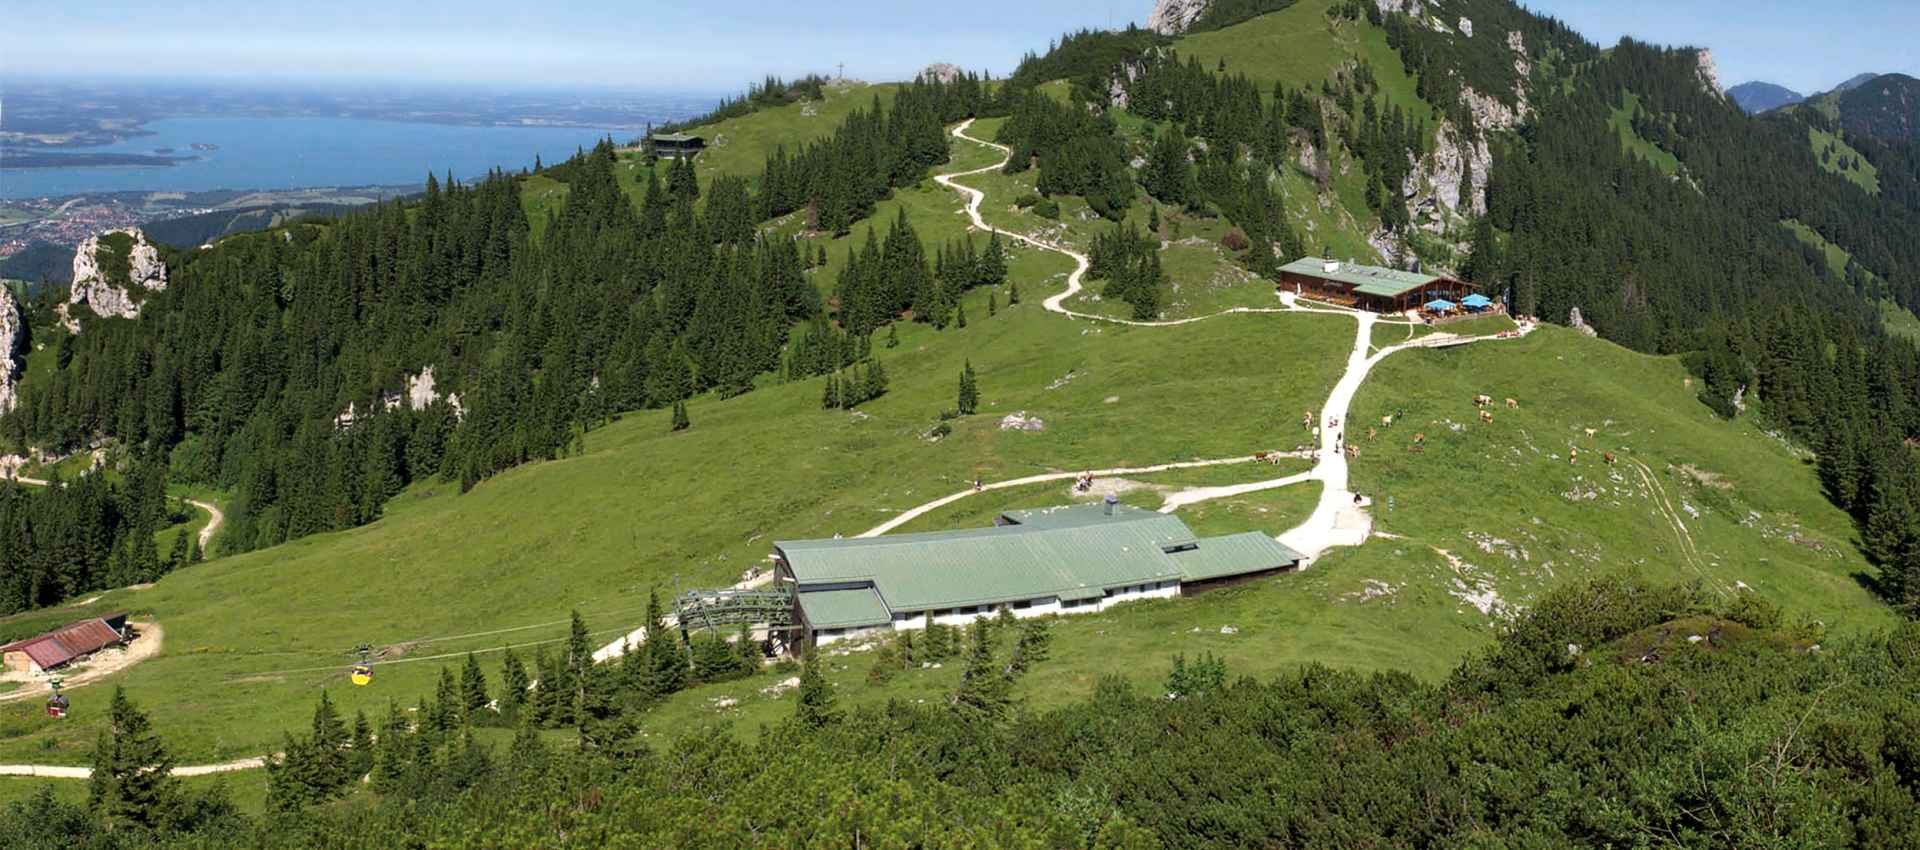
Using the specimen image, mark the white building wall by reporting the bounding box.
[814,580,1187,646]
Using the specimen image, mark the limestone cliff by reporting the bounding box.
[1694,49,1726,99]
[1148,0,1211,35]
[59,228,168,332]
[0,286,22,415]
[921,63,962,84]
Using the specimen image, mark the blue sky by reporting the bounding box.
[1526,0,1916,93]
[4,1,1912,95]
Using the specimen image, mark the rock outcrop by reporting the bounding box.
[1402,118,1492,222]
[1508,31,1531,78]
[334,366,464,429]
[1148,0,1211,35]
[1694,49,1725,99]
[921,63,962,84]
[0,286,23,414]
[60,228,167,332]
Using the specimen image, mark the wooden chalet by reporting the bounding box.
[1278,257,1473,313]
[645,132,706,160]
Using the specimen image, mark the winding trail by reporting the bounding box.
[6,472,222,551]
[932,118,1534,560]
[3,121,1532,782]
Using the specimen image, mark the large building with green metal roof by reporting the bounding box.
[774,501,1303,645]
[1278,256,1472,313]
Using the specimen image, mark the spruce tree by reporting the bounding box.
[431,667,462,732]
[88,687,179,831]
[734,624,761,671]
[988,289,998,316]
[308,690,350,790]
[671,400,690,432]
[951,617,1012,722]
[956,304,968,328]
[885,324,899,348]
[166,530,189,572]
[370,700,410,795]
[498,647,530,719]
[1008,279,1021,305]
[564,610,595,724]
[348,710,375,780]
[957,360,979,415]
[460,652,491,718]
[793,650,840,729]
[187,533,203,564]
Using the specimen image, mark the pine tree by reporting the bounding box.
[460,652,491,718]
[564,610,595,725]
[956,304,968,328]
[348,710,375,780]
[308,690,350,790]
[187,532,203,564]
[980,232,1008,287]
[370,700,410,795]
[951,617,1012,722]
[988,289,999,316]
[498,647,530,719]
[734,623,761,671]
[506,717,550,780]
[166,530,189,572]
[793,650,840,729]
[431,667,462,732]
[885,324,899,348]
[1008,279,1020,304]
[88,687,179,830]
[671,400,690,432]
[957,360,979,415]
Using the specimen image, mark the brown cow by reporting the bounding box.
[1367,427,1378,442]
[1473,394,1493,407]
[1479,410,1494,424]
[1413,432,1425,444]
[1604,452,1617,465]
[1505,398,1518,409]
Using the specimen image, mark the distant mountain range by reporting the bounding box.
[1727,81,1802,113]
[1831,73,1920,142]
[1728,72,1881,114]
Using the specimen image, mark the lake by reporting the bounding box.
[1,116,643,199]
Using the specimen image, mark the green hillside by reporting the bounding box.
[1807,125,1880,193]
[1608,92,1682,175]
[5,6,1919,835]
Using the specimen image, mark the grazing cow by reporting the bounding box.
[1583,427,1598,439]
[1381,415,1394,428]
[1367,427,1378,442]
[1569,448,1579,465]
[1473,394,1493,407]
[1604,452,1617,465]
[1413,432,1426,444]
[1254,450,1268,460]
[1479,410,1494,424]
[1505,398,1518,409]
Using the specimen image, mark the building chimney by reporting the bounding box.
[1103,495,1118,516]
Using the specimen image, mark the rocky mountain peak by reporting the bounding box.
[1148,0,1211,35]
[59,227,168,333]
[1694,49,1725,99]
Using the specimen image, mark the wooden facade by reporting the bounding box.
[1278,259,1474,314]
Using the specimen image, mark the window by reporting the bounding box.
[1013,600,1031,610]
